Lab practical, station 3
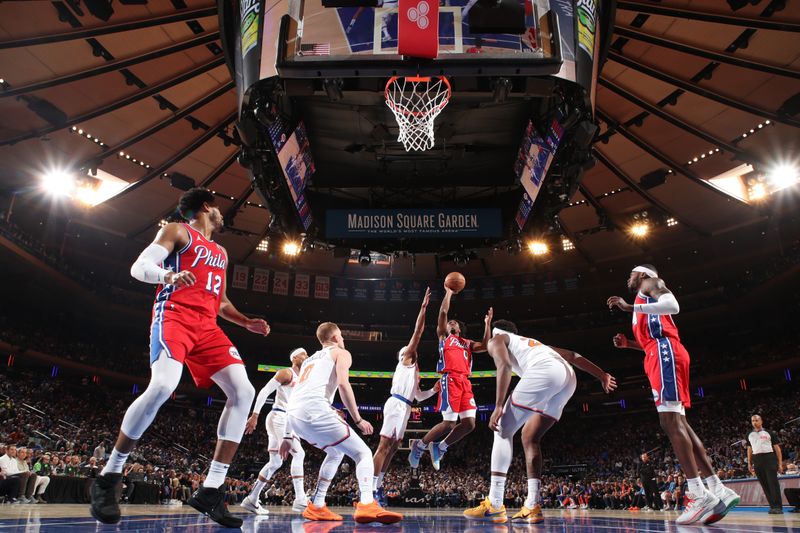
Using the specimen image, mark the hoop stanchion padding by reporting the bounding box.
[385,76,451,152]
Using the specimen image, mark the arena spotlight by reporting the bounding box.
[282,240,300,256]
[256,237,270,253]
[41,169,75,197]
[748,182,767,201]
[767,163,799,190]
[629,222,649,238]
[666,217,678,227]
[561,238,575,252]
[527,240,549,256]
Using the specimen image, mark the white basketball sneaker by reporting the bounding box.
[704,485,740,524]
[676,491,720,525]
[240,495,269,515]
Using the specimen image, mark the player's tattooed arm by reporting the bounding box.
[217,247,270,335]
[437,287,454,339]
[471,307,493,353]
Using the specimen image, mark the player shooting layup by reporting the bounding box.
[372,288,439,503]
[241,348,310,515]
[464,319,616,524]
[409,286,492,470]
[608,264,739,525]
[90,188,268,528]
[282,322,403,524]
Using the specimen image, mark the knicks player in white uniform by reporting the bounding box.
[281,322,403,524]
[373,288,439,503]
[464,319,616,524]
[241,348,309,514]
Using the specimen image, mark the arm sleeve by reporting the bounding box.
[252,377,281,414]
[414,384,438,402]
[130,243,171,284]
[633,293,680,315]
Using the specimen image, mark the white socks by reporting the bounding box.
[313,478,332,507]
[704,474,722,493]
[525,478,541,508]
[489,475,506,509]
[249,478,267,501]
[203,460,230,488]
[100,449,129,475]
[292,476,307,503]
[373,472,385,491]
[687,477,706,496]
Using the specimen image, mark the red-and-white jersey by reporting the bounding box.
[631,291,681,351]
[436,334,473,376]
[154,223,227,320]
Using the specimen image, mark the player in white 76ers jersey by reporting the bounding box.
[282,323,402,524]
[372,288,439,504]
[464,319,616,525]
[241,348,310,515]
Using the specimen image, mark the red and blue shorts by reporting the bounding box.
[436,373,476,421]
[150,302,243,388]
[644,338,691,412]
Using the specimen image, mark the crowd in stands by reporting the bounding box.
[2,362,798,509]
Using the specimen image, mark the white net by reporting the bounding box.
[385,76,451,152]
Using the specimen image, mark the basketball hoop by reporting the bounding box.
[385,76,451,152]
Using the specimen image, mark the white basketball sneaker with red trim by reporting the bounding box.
[676,491,720,525]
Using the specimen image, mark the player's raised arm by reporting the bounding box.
[130,223,193,286]
[437,287,454,339]
[551,347,617,394]
[216,247,270,336]
[487,332,512,431]
[404,287,431,363]
[334,349,372,435]
[471,307,494,353]
[637,278,680,315]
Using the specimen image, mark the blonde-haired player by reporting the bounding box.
[241,348,309,514]
[372,287,439,504]
[282,323,402,524]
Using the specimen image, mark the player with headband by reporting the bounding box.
[607,265,739,525]
[241,348,310,514]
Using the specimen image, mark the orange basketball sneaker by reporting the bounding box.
[354,501,403,524]
[302,502,343,521]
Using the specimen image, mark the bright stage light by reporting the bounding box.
[41,169,75,197]
[282,241,300,256]
[629,222,649,238]
[527,240,549,256]
[767,163,799,190]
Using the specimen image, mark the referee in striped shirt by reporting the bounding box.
[747,414,784,514]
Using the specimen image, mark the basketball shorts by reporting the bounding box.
[508,358,577,423]
[288,405,351,450]
[380,395,412,439]
[644,338,691,414]
[436,373,476,421]
[266,409,297,452]
[149,303,243,388]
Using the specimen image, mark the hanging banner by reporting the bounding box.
[389,280,406,302]
[326,209,502,239]
[232,265,249,290]
[353,280,369,301]
[333,278,350,299]
[273,271,290,295]
[500,277,516,298]
[479,278,496,300]
[373,280,388,302]
[294,273,310,298]
[521,275,536,296]
[252,268,270,293]
[314,276,330,299]
[407,281,423,302]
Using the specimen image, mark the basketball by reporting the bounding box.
[444,272,466,293]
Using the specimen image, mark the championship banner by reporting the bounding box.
[462,284,477,300]
[373,280,388,302]
[252,268,270,293]
[398,0,439,59]
[231,265,249,290]
[479,278,496,300]
[314,275,330,299]
[389,280,406,302]
[500,277,516,298]
[294,273,310,298]
[407,281,423,302]
[272,271,290,295]
[333,278,350,299]
[353,280,369,301]
[326,209,502,239]
[521,274,536,296]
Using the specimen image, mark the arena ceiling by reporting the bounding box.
[0,0,798,276]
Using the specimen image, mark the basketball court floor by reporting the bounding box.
[1,505,798,532]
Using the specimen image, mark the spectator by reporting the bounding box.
[0,445,22,503]
[15,447,37,503]
[31,453,50,503]
[93,441,106,461]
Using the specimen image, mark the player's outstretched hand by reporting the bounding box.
[357,419,373,435]
[246,318,270,336]
[279,439,292,460]
[244,414,258,435]
[485,307,494,326]
[421,287,431,308]
[607,296,633,312]
[166,270,196,288]
[601,373,617,394]
[489,406,503,432]
[612,333,629,349]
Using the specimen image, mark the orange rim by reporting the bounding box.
[385,75,451,117]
